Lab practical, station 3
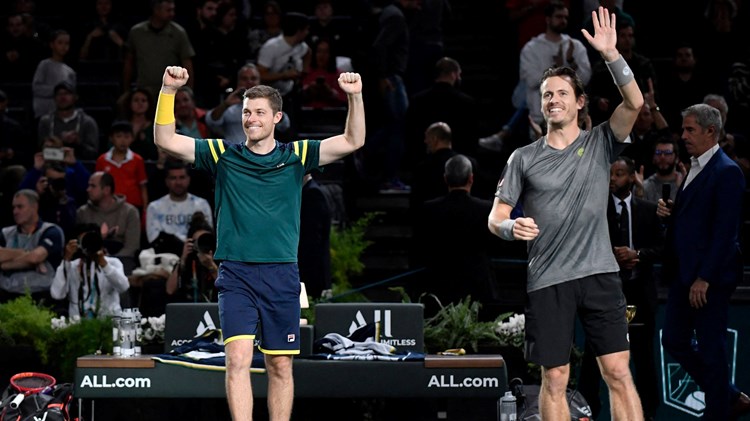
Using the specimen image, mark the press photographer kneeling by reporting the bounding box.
[165,213,218,303]
[50,224,129,318]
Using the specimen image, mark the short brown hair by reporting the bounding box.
[243,85,283,114]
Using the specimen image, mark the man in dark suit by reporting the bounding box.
[579,156,664,420]
[411,154,500,314]
[658,103,749,420]
[298,173,332,300]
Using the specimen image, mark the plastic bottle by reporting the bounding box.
[120,308,135,357]
[133,308,143,356]
[112,314,122,356]
[499,390,517,421]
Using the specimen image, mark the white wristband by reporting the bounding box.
[499,219,516,241]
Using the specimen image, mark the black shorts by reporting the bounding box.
[524,272,628,367]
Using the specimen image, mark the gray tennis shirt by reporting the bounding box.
[496,122,627,292]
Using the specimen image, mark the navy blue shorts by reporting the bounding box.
[215,261,301,354]
[524,272,629,367]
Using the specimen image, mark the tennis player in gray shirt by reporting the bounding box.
[488,7,645,421]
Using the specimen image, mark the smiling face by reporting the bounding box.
[541,75,583,129]
[242,97,282,142]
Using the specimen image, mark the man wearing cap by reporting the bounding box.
[37,82,100,160]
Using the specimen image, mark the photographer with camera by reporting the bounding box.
[165,212,217,303]
[50,223,129,318]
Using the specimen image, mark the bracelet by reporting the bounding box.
[605,56,635,87]
[498,219,516,241]
[155,91,176,125]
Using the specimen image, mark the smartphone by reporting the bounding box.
[662,184,672,208]
[42,147,64,161]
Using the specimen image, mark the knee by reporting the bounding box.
[541,365,570,395]
[265,355,293,380]
[225,342,253,373]
[600,359,632,387]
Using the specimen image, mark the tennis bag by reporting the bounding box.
[0,382,77,421]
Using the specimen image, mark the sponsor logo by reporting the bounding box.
[427,375,500,389]
[287,334,295,342]
[577,147,584,157]
[659,328,738,417]
[79,375,152,389]
[349,310,417,347]
[171,311,217,347]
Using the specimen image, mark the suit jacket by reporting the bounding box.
[607,195,664,312]
[412,190,501,304]
[663,148,745,288]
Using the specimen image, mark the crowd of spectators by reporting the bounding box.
[0,0,749,321]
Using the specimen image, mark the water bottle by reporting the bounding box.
[112,315,122,356]
[120,308,135,357]
[133,308,143,356]
[499,390,517,421]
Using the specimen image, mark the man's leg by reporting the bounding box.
[540,364,572,421]
[265,354,294,421]
[225,338,255,421]
[598,350,643,421]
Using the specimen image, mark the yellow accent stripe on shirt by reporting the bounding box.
[217,139,225,154]
[301,139,308,165]
[207,139,219,163]
[293,141,299,157]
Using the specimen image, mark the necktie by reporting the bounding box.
[619,200,629,248]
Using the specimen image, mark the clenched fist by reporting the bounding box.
[337,72,363,95]
[162,66,189,93]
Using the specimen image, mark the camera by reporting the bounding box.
[79,230,103,257]
[194,232,216,254]
[43,148,64,161]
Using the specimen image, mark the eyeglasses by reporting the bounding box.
[654,150,674,156]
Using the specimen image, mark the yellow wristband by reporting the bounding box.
[155,91,176,125]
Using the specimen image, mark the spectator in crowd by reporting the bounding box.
[406,57,477,161]
[95,121,149,213]
[116,87,157,162]
[50,223,129,318]
[78,0,126,61]
[20,141,91,207]
[409,121,457,211]
[175,86,211,138]
[0,189,64,304]
[76,171,141,275]
[367,0,421,192]
[704,93,750,179]
[165,212,218,303]
[247,0,283,61]
[32,29,76,120]
[301,38,346,109]
[306,0,354,59]
[635,137,684,204]
[35,161,77,240]
[0,13,45,83]
[257,10,311,115]
[146,160,213,245]
[122,0,195,96]
[622,79,671,177]
[658,42,717,131]
[37,82,100,161]
[412,154,499,314]
[298,173,332,299]
[0,88,33,168]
